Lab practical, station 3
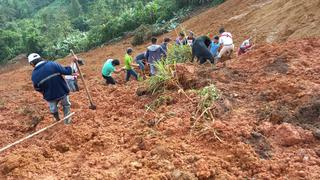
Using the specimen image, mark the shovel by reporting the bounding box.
[70,50,97,110]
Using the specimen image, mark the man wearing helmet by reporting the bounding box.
[28,53,74,124]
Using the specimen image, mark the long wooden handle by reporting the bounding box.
[70,50,95,107]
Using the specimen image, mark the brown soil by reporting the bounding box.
[1,0,320,179]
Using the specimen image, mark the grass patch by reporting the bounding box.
[167,44,192,63]
[146,44,193,94]
[197,84,220,112]
[147,59,176,94]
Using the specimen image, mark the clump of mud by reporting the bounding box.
[264,57,289,74]
[136,64,211,96]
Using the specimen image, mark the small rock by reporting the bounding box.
[186,155,200,163]
[251,131,263,138]
[130,161,143,169]
[273,123,302,146]
[130,145,139,153]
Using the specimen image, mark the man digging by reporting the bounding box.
[28,53,74,124]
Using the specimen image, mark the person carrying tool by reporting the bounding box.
[135,52,147,79]
[216,27,234,60]
[65,59,84,92]
[28,53,74,124]
[209,35,221,58]
[146,37,167,76]
[192,35,214,64]
[102,59,121,85]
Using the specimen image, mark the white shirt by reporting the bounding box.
[219,32,233,46]
[65,62,78,80]
[240,39,250,48]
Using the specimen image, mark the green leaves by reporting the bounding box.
[148,59,175,94]
[198,84,220,110]
[0,0,225,64]
[167,44,192,63]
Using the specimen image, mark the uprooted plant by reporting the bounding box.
[145,43,197,99]
[147,59,176,94]
[195,84,220,119]
[191,84,222,142]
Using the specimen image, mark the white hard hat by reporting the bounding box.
[28,53,41,63]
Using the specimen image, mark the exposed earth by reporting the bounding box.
[0,0,320,179]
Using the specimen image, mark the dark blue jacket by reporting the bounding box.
[31,61,72,101]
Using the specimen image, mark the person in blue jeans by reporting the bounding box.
[135,52,147,79]
[146,37,167,76]
[28,53,74,124]
[124,48,139,82]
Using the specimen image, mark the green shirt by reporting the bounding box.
[124,54,133,70]
[102,59,115,77]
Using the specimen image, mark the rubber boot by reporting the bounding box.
[63,106,72,124]
[53,112,60,121]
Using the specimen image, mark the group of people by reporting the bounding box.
[101,36,168,85]
[27,27,253,124]
[101,27,253,85]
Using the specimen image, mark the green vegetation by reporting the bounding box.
[0,0,225,64]
[197,84,220,111]
[147,59,176,94]
[167,44,192,63]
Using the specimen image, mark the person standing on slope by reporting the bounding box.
[175,32,187,45]
[187,31,196,46]
[146,37,167,76]
[65,59,84,92]
[160,37,171,53]
[28,53,74,124]
[216,27,234,60]
[124,48,139,82]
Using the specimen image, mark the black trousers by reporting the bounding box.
[102,75,116,85]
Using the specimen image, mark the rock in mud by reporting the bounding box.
[273,123,302,146]
[131,161,143,169]
[194,159,215,179]
[171,170,197,180]
[150,145,173,159]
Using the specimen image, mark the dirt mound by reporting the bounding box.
[136,63,211,96]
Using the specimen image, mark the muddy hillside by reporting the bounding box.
[0,0,320,179]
